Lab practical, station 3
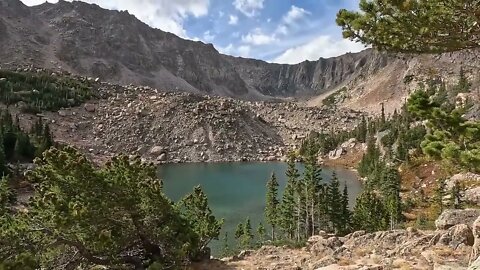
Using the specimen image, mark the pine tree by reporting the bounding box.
[340,183,351,235]
[356,115,367,143]
[265,172,279,241]
[178,186,224,254]
[279,153,299,240]
[241,217,253,248]
[14,133,36,161]
[234,222,244,240]
[434,178,447,216]
[257,222,266,244]
[221,232,230,257]
[0,136,6,176]
[294,173,306,242]
[352,189,388,232]
[450,181,463,209]
[303,141,323,236]
[381,166,402,230]
[327,171,342,233]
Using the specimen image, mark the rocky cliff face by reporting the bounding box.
[1,0,478,113]
[0,0,393,100]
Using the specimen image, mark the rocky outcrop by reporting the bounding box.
[435,209,480,230]
[215,227,472,270]
[203,210,480,270]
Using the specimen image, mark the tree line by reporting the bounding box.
[0,109,54,177]
[0,70,92,113]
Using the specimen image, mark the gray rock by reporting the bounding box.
[435,209,480,230]
[438,224,474,248]
[149,146,164,156]
[328,148,344,160]
[447,173,480,190]
[157,153,167,162]
[470,216,480,265]
[84,103,96,113]
[466,187,480,205]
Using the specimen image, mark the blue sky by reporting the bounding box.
[21,0,365,64]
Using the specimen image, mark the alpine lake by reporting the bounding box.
[158,162,362,255]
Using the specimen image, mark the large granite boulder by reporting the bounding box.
[470,216,480,266]
[466,187,480,205]
[438,224,474,248]
[436,209,480,230]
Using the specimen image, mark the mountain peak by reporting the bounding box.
[0,0,30,16]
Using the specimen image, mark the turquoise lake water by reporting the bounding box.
[158,162,362,254]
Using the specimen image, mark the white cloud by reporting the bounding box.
[233,0,264,17]
[241,28,276,45]
[273,36,365,64]
[20,0,210,38]
[203,30,215,42]
[276,25,288,35]
[228,15,239,25]
[283,6,311,25]
[275,5,311,36]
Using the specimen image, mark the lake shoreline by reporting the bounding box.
[159,161,363,256]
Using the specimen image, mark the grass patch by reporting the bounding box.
[322,87,348,107]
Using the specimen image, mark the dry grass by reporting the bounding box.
[337,257,355,266]
[354,248,372,257]
[392,258,413,269]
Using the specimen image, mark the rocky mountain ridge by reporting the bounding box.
[1,0,478,114]
[0,0,401,102]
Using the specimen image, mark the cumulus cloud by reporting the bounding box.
[275,5,311,35]
[283,6,311,25]
[241,28,276,45]
[273,36,365,64]
[233,0,264,17]
[20,0,210,38]
[228,15,239,25]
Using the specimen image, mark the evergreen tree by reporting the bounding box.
[434,178,447,216]
[0,136,6,176]
[177,185,224,256]
[340,183,351,235]
[2,147,214,268]
[356,115,367,143]
[257,222,266,244]
[294,172,306,242]
[279,153,299,240]
[352,189,388,232]
[303,140,323,236]
[265,172,279,241]
[381,166,402,230]
[14,133,36,161]
[235,222,244,241]
[241,217,253,248]
[326,171,343,233]
[221,232,230,257]
[380,103,386,130]
[336,0,480,53]
[450,181,463,209]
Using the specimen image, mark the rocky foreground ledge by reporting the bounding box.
[192,209,480,270]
